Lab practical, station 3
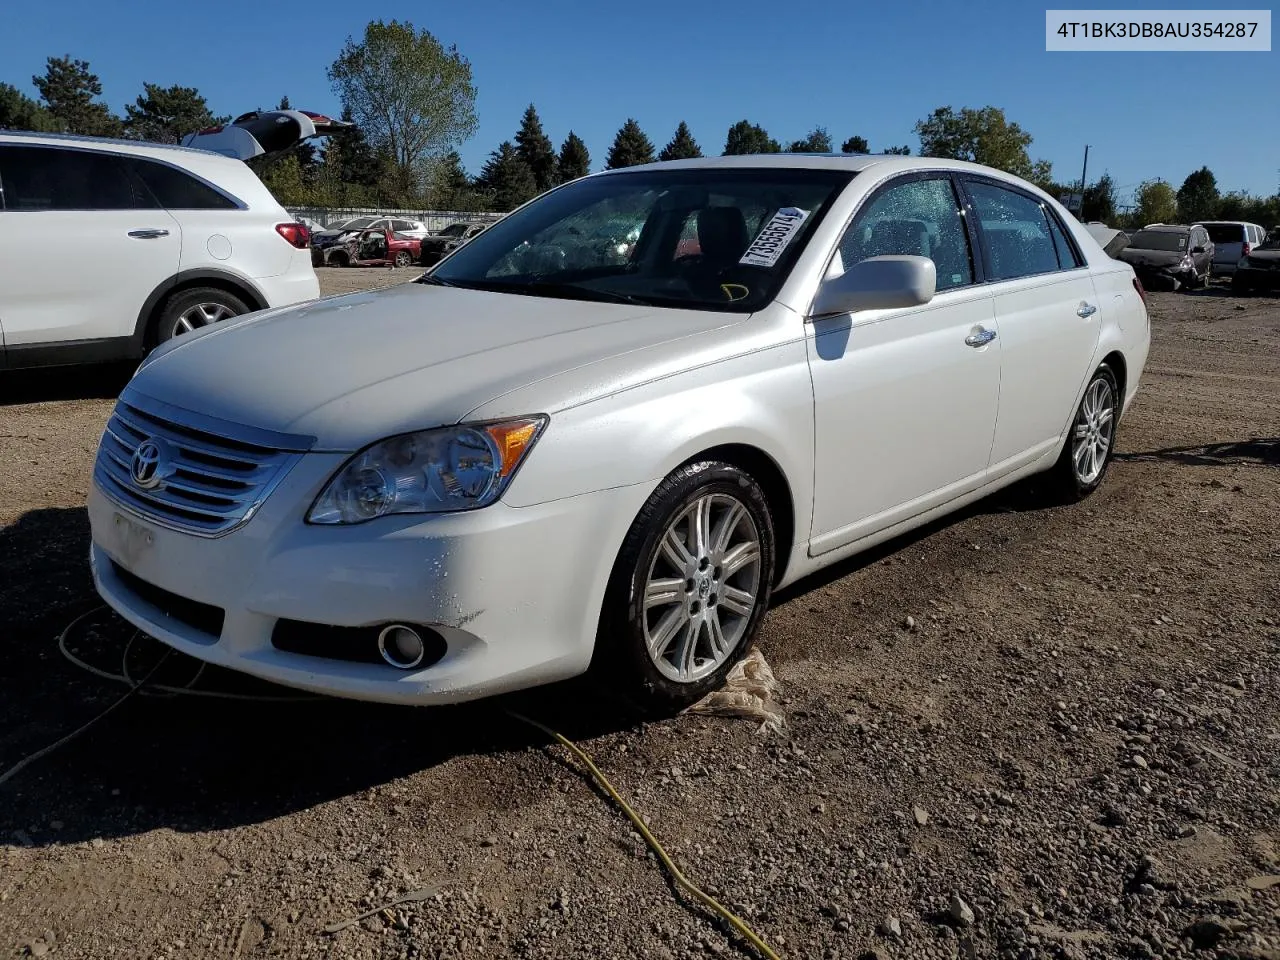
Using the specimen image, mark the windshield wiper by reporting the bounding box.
[416,273,460,287]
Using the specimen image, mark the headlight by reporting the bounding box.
[307,416,547,524]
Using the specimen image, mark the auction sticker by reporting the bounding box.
[740,207,810,268]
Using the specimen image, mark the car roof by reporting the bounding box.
[590,153,1015,178]
[1195,220,1256,227]
[1138,224,1193,233]
[0,128,237,162]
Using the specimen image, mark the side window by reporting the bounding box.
[966,181,1061,281]
[392,219,415,232]
[0,145,152,210]
[130,159,237,210]
[837,177,974,290]
[1045,211,1082,269]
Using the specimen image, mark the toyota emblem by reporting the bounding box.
[130,439,167,489]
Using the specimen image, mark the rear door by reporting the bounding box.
[961,176,1101,474]
[0,143,180,353]
[1204,223,1243,271]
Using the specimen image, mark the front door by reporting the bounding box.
[807,174,1001,556]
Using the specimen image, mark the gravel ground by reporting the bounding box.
[1,273,1277,960]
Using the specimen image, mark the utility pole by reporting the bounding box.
[1077,145,1091,216]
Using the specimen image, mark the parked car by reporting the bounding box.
[1082,222,1130,259]
[1231,226,1280,294]
[0,111,337,369]
[311,216,431,265]
[417,221,489,267]
[88,155,1149,711]
[1117,223,1213,290]
[323,228,422,268]
[1196,221,1267,278]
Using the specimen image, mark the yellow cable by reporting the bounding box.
[507,710,784,960]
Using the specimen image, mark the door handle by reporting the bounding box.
[1077,302,1098,318]
[964,327,997,347]
[128,228,170,239]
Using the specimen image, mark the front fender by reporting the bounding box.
[496,338,816,545]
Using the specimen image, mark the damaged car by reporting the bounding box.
[417,221,490,267]
[1232,227,1280,294]
[1117,223,1213,290]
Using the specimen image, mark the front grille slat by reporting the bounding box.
[95,397,303,537]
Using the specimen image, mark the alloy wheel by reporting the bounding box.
[172,302,235,337]
[1072,377,1115,485]
[642,493,762,684]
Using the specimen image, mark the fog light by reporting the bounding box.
[378,624,426,669]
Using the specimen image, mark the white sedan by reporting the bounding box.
[88,154,1150,710]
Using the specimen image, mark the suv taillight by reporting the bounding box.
[1132,275,1147,304]
[1242,241,1251,257]
[275,222,310,249]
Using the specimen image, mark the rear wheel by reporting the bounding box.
[154,287,250,344]
[394,250,414,268]
[597,461,775,712]
[1048,364,1119,502]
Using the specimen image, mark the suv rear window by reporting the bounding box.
[1203,224,1244,244]
[1129,230,1188,252]
[130,159,238,210]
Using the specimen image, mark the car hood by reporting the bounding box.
[129,283,741,450]
[1118,248,1184,268]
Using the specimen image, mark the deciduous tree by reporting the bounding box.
[723,120,780,155]
[788,126,832,153]
[840,135,869,154]
[1082,173,1117,223]
[914,106,1044,178]
[1176,166,1220,224]
[1134,179,1177,226]
[329,20,478,188]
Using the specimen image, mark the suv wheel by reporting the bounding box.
[155,287,251,344]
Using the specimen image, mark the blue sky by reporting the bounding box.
[3,0,1276,204]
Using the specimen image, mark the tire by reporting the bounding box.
[328,250,350,268]
[394,250,414,268]
[596,461,776,713]
[1048,364,1120,502]
[153,287,251,344]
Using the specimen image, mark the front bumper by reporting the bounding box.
[1234,265,1280,290]
[89,464,650,705]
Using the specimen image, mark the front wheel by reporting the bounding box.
[1049,364,1119,502]
[597,461,775,712]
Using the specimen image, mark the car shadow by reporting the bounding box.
[1113,438,1278,467]
[0,507,651,848]
[0,362,133,406]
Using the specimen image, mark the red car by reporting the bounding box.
[324,228,422,268]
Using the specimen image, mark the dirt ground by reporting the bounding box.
[1,270,1277,960]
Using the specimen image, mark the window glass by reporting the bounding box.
[433,167,852,313]
[130,158,237,209]
[1204,223,1242,244]
[0,145,152,210]
[1046,212,1082,269]
[967,181,1061,280]
[392,219,415,232]
[837,177,973,290]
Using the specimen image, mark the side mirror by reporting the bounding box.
[812,255,936,317]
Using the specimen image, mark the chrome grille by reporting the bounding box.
[94,393,308,537]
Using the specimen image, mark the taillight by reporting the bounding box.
[195,124,224,135]
[1132,275,1147,304]
[1242,242,1251,257]
[275,222,310,249]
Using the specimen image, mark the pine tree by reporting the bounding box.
[658,121,702,162]
[514,104,557,192]
[840,135,869,154]
[0,82,59,131]
[32,55,120,136]
[606,119,655,169]
[431,150,477,210]
[475,141,537,211]
[123,83,227,144]
[557,131,590,183]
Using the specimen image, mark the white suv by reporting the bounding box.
[0,129,319,369]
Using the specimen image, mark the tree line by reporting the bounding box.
[2,21,1276,228]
